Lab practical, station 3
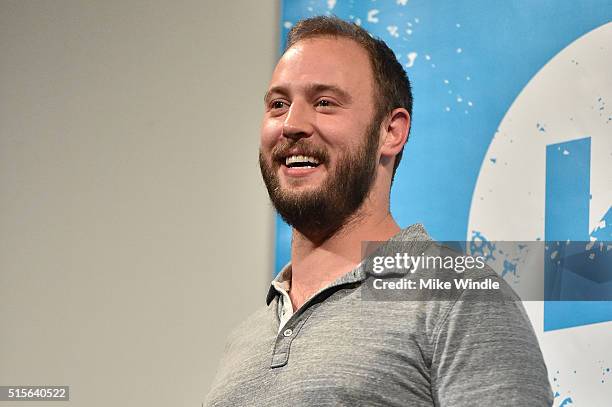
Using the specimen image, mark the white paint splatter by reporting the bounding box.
[466,76,471,81]
[457,96,463,103]
[425,54,431,60]
[354,17,362,26]
[431,63,436,68]
[327,0,336,9]
[456,48,463,53]
[443,79,450,84]
[405,28,413,35]
[283,21,293,29]
[456,23,461,28]
[414,17,420,23]
[445,106,451,112]
[563,149,570,155]
[405,52,417,68]
[387,25,399,37]
[468,101,473,106]
[367,9,380,23]
[397,0,408,5]
[407,22,412,27]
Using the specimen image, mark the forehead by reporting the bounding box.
[269,37,374,100]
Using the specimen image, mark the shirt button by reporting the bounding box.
[283,328,293,337]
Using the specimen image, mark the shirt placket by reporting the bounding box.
[270,303,319,368]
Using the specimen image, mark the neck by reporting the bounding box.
[288,199,400,311]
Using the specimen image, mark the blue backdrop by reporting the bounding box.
[274,1,612,404]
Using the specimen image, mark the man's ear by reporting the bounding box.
[379,108,410,160]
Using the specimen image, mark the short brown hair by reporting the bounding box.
[286,16,413,180]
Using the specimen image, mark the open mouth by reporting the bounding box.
[283,155,321,169]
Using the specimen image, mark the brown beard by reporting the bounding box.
[259,118,381,240]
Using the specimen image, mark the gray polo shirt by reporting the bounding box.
[205,224,553,406]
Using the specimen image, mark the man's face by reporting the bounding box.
[259,37,381,237]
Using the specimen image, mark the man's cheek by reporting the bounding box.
[260,120,282,145]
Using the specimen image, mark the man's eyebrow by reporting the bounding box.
[306,83,353,103]
[264,86,289,105]
[264,83,353,104]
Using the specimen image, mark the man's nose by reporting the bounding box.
[282,101,314,140]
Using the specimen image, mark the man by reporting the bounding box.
[205,16,552,406]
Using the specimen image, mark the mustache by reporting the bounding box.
[271,140,330,163]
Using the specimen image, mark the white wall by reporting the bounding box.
[0,1,277,405]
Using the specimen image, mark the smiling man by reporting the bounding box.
[205,16,552,406]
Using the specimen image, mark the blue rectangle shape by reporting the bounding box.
[544,137,591,242]
[544,137,612,330]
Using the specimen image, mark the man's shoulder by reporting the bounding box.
[212,301,277,374]
[226,302,275,342]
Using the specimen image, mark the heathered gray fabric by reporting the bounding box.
[204,224,553,406]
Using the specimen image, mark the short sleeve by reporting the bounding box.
[431,277,553,406]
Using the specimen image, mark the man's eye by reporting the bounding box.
[316,99,332,107]
[271,101,287,109]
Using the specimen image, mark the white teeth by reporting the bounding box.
[285,155,320,166]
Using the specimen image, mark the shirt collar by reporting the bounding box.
[266,263,292,305]
[266,261,365,306]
